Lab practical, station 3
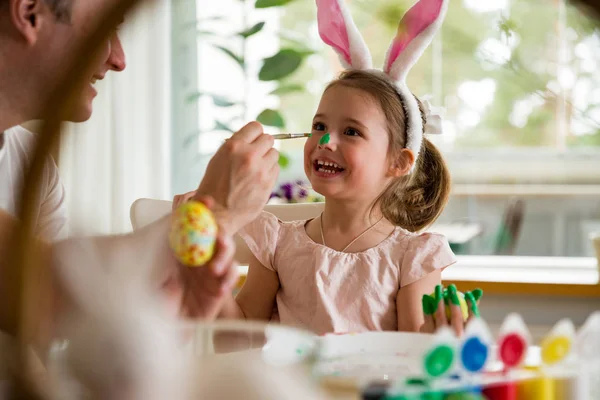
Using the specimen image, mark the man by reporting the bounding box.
[0,0,278,341]
[0,0,127,242]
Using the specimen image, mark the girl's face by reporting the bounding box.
[304,85,397,202]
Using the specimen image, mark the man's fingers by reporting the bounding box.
[220,262,240,295]
[172,195,182,211]
[230,121,264,143]
[188,194,215,209]
[207,234,236,275]
[252,133,276,157]
[264,147,280,167]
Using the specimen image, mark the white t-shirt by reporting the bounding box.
[0,126,67,241]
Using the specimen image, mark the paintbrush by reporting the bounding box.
[270,133,312,140]
[226,133,312,141]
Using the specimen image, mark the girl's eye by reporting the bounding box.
[312,122,326,131]
[344,127,361,137]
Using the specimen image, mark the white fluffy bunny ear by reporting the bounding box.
[383,0,449,83]
[316,0,373,70]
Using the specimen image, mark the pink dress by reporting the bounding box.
[239,211,456,335]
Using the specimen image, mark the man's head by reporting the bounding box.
[0,0,126,124]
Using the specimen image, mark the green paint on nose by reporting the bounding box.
[319,133,331,145]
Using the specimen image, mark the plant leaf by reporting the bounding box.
[257,109,285,128]
[278,30,316,52]
[259,49,304,81]
[213,45,244,67]
[255,0,297,8]
[214,120,234,132]
[182,131,200,148]
[278,153,290,169]
[211,95,237,107]
[269,84,304,96]
[185,92,237,107]
[186,92,203,103]
[238,22,265,38]
[197,30,216,37]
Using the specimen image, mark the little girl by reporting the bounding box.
[221,0,473,334]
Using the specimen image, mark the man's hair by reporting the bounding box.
[0,0,73,22]
[46,0,73,21]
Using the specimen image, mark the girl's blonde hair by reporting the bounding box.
[325,70,451,232]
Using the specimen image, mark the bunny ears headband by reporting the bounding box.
[316,0,448,166]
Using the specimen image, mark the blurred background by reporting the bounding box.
[26,0,598,339]
[56,0,600,258]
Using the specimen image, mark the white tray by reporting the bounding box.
[315,331,541,389]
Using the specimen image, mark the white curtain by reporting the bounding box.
[59,0,171,236]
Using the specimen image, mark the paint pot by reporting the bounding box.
[553,370,588,400]
[361,380,391,400]
[378,377,427,400]
[460,319,493,374]
[421,391,444,400]
[496,314,531,370]
[574,312,600,399]
[516,372,554,400]
[444,383,484,399]
[423,327,457,379]
[481,381,517,400]
[444,392,486,400]
[540,319,575,366]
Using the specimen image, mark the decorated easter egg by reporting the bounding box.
[169,201,218,267]
[429,290,469,321]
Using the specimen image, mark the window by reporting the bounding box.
[175,0,600,259]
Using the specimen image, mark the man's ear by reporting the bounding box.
[10,0,48,45]
[388,148,415,177]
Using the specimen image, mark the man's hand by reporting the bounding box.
[162,196,239,321]
[196,122,279,235]
[172,190,196,211]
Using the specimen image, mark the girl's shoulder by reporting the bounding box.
[391,228,457,287]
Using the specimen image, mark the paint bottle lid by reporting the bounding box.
[540,318,575,366]
[496,313,531,370]
[575,311,600,361]
[423,327,457,379]
[460,318,493,374]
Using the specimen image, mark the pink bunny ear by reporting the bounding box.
[316,0,372,70]
[383,0,448,82]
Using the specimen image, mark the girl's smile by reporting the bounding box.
[304,84,393,201]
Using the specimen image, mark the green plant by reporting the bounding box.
[188,0,313,168]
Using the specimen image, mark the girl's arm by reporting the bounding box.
[220,253,279,321]
[396,270,442,332]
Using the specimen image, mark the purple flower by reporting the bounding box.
[281,183,293,201]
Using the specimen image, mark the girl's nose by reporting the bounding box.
[318,132,337,150]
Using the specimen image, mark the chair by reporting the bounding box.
[130,198,324,265]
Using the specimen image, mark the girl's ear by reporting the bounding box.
[316,0,373,70]
[389,149,415,177]
[383,0,449,83]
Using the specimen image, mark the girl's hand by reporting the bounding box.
[420,284,483,336]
